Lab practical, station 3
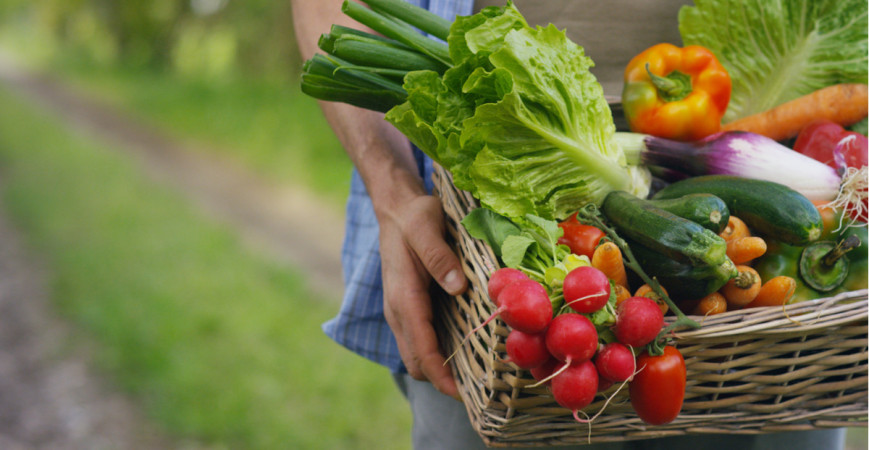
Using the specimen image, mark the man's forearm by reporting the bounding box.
[291,0,425,216]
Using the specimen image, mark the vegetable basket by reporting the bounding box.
[431,163,869,447]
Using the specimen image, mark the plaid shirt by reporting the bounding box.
[322,0,475,373]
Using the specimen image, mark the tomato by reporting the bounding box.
[793,120,868,172]
[629,345,686,425]
[558,214,605,259]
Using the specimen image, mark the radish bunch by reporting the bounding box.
[488,265,665,423]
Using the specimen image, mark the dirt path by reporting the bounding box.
[0,54,346,448]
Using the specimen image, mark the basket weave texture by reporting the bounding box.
[431,164,869,447]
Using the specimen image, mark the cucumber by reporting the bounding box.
[649,193,730,234]
[626,238,737,300]
[601,191,728,267]
[652,175,823,246]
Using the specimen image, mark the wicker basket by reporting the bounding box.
[431,164,869,447]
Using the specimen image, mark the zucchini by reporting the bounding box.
[652,175,822,246]
[601,191,728,267]
[626,238,737,300]
[649,193,730,233]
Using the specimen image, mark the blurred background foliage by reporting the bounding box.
[0,0,302,82]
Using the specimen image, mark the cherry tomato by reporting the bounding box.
[629,345,686,425]
[793,120,868,171]
[558,214,605,259]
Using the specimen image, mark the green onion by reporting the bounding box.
[341,0,451,66]
[361,0,453,41]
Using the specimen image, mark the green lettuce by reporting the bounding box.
[385,2,649,221]
[679,0,868,122]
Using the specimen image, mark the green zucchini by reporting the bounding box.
[626,238,737,300]
[652,175,823,246]
[648,193,730,233]
[601,191,728,267]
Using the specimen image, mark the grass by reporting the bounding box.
[40,56,354,210]
[0,85,411,449]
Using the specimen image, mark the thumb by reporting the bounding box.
[403,199,467,295]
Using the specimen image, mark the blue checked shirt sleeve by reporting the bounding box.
[321,0,474,375]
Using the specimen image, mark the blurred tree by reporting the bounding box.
[0,0,304,82]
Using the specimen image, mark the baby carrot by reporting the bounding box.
[592,241,628,289]
[613,283,631,306]
[691,292,727,316]
[721,265,762,308]
[721,83,869,141]
[719,216,751,242]
[745,276,797,308]
[634,284,669,315]
[726,236,767,265]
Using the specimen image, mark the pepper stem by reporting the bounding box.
[822,234,861,266]
[645,63,693,102]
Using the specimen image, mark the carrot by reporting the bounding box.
[721,83,869,141]
[634,284,669,315]
[691,292,727,316]
[613,283,631,306]
[726,236,767,265]
[719,216,751,242]
[591,241,628,289]
[745,276,797,308]
[720,265,762,308]
[813,199,840,236]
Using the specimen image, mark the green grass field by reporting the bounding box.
[0,85,411,449]
[47,58,354,210]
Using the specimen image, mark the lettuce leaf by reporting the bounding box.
[385,2,649,221]
[679,0,868,122]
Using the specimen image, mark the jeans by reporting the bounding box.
[393,373,846,450]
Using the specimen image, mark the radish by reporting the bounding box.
[487,267,528,306]
[447,278,552,364]
[562,266,611,313]
[594,343,636,382]
[613,296,664,347]
[495,278,553,333]
[505,329,550,369]
[550,360,599,422]
[530,357,560,385]
[545,313,599,365]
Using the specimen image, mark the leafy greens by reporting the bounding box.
[386,2,649,221]
[679,0,868,122]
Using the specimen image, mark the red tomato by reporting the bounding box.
[558,214,605,259]
[629,346,686,425]
[793,120,868,171]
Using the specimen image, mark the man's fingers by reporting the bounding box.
[403,197,467,296]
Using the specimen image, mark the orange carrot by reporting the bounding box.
[691,292,727,316]
[726,236,767,265]
[592,241,628,289]
[634,284,669,315]
[719,216,750,242]
[720,265,762,308]
[613,283,631,306]
[745,276,797,308]
[721,83,869,141]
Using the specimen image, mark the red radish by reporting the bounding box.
[550,360,599,422]
[563,266,611,313]
[487,268,528,305]
[530,358,561,385]
[594,343,636,382]
[614,296,665,347]
[505,329,550,369]
[495,279,553,333]
[597,377,614,392]
[447,279,552,364]
[545,313,599,365]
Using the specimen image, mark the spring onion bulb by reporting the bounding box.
[620,130,841,199]
[618,130,868,225]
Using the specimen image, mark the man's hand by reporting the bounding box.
[379,194,466,399]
